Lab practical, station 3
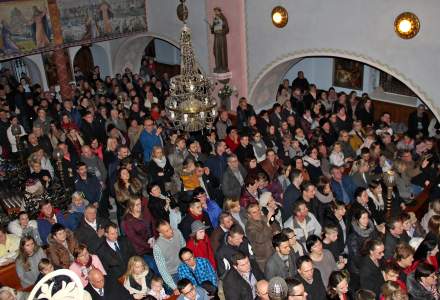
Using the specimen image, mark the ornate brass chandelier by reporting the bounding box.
[165,0,217,132]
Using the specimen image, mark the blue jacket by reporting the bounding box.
[205,199,222,228]
[74,174,102,204]
[205,154,227,181]
[37,210,71,245]
[139,129,162,162]
[331,175,358,204]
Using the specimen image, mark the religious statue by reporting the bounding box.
[209,7,229,73]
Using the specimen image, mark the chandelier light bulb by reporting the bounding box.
[183,114,188,122]
[170,111,175,119]
[200,111,205,119]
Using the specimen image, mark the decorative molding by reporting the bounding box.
[248,48,439,120]
[27,269,84,300]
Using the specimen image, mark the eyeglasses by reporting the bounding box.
[182,255,194,263]
[182,285,195,296]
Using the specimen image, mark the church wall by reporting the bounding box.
[246,0,440,118]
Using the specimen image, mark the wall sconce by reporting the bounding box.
[394,12,420,39]
[272,6,288,28]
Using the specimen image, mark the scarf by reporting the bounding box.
[188,211,203,221]
[303,155,320,168]
[316,190,334,204]
[153,156,167,168]
[367,189,384,210]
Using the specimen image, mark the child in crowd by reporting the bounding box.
[148,276,170,300]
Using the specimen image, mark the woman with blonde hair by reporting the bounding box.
[123,256,154,299]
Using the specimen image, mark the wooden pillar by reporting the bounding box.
[47,0,72,100]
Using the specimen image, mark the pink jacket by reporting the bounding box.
[69,254,107,287]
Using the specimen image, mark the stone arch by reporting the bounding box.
[112,32,205,75]
[249,49,439,121]
[22,57,45,88]
[90,43,112,78]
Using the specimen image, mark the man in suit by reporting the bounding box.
[330,166,357,205]
[210,212,234,252]
[222,252,265,300]
[221,154,247,199]
[96,222,136,279]
[282,169,303,222]
[74,204,110,253]
[85,269,133,300]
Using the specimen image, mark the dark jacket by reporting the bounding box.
[205,154,228,182]
[283,184,301,221]
[330,175,357,204]
[75,174,102,204]
[408,111,430,138]
[323,212,347,258]
[223,266,263,300]
[406,272,437,300]
[383,230,402,259]
[235,144,255,163]
[221,166,248,199]
[347,220,377,276]
[85,276,134,300]
[297,269,327,300]
[96,236,136,279]
[147,158,174,192]
[265,251,297,280]
[359,256,385,297]
[178,211,213,241]
[74,217,110,254]
[215,237,262,278]
[37,210,71,246]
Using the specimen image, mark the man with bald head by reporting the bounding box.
[256,280,270,300]
[85,269,133,300]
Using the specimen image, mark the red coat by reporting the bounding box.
[225,136,239,153]
[240,188,259,208]
[186,235,217,270]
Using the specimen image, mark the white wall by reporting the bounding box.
[91,42,112,78]
[154,39,180,65]
[246,0,440,119]
[146,0,209,71]
[284,57,380,94]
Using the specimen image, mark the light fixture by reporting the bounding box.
[165,0,217,132]
[394,12,420,39]
[272,6,288,28]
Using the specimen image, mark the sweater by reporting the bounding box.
[16,248,47,288]
[153,230,186,290]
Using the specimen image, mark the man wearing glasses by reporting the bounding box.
[177,278,210,300]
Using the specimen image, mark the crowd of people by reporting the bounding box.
[0,62,440,300]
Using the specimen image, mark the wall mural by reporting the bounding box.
[0,0,53,60]
[57,0,147,44]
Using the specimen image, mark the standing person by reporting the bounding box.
[359,239,385,297]
[326,270,350,300]
[222,252,264,300]
[140,119,162,163]
[265,233,297,279]
[121,197,156,273]
[210,212,234,252]
[295,255,327,300]
[153,220,186,294]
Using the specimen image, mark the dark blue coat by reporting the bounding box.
[331,175,357,204]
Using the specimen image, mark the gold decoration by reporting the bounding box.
[394,12,420,39]
[272,6,288,28]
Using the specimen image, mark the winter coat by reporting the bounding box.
[246,217,274,271]
[47,229,79,269]
[347,220,377,276]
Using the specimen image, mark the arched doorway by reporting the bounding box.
[73,46,94,79]
[249,50,439,122]
[141,38,181,78]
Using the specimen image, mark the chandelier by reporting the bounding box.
[165,1,217,132]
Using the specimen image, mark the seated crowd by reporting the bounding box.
[1,66,440,300]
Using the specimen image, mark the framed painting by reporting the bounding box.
[0,0,53,60]
[333,58,364,90]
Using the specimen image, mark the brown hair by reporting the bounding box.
[428,215,440,236]
[18,236,39,271]
[394,242,415,261]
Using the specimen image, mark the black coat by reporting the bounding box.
[235,144,255,163]
[282,184,301,222]
[359,256,385,297]
[147,158,174,192]
[223,267,264,300]
[85,276,134,300]
[297,269,327,300]
[74,217,110,253]
[408,111,430,138]
[96,236,136,279]
[323,212,347,259]
[178,211,213,241]
[200,173,224,206]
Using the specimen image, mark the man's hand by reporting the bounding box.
[173,289,180,296]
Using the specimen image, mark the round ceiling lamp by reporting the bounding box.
[394,12,420,39]
[272,6,288,28]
